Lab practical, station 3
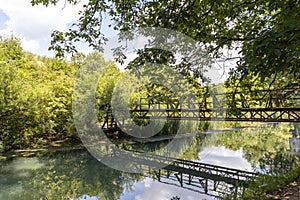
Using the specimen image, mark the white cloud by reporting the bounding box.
[198,146,252,171]
[22,38,40,52]
[0,0,88,55]
[122,178,207,200]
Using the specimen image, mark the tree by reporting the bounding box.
[31,0,300,85]
[92,52,122,122]
[0,36,77,150]
[0,35,126,151]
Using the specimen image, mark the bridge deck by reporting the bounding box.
[129,107,300,122]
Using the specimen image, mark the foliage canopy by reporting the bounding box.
[31,0,300,84]
[0,36,121,151]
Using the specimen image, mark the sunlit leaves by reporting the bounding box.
[33,0,300,87]
[0,36,77,150]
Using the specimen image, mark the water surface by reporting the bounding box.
[0,123,298,200]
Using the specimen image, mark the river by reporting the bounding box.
[0,122,299,200]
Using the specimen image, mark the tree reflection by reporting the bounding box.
[192,123,298,173]
[0,151,142,200]
[132,123,299,174]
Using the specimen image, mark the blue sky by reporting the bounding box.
[0,0,116,56]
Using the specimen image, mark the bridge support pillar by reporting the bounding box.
[175,173,183,187]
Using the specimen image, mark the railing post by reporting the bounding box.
[205,179,208,194]
[212,94,217,108]
[139,97,141,110]
[268,93,273,108]
[148,99,150,109]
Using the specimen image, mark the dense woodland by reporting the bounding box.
[1,0,299,152]
[0,36,121,151]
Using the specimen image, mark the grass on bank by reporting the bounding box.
[225,165,300,200]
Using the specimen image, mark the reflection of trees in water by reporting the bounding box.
[122,134,195,159]
[257,149,298,174]
[117,123,298,174]
[0,151,142,200]
[2,123,295,199]
[1,149,243,200]
[214,123,299,173]
[145,123,299,173]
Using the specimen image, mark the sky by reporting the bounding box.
[0,0,232,83]
[0,0,116,56]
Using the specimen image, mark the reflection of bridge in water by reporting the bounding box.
[145,155,257,198]
[148,167,243,199]
[105,149,258,198]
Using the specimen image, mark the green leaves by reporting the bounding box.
[239,1,300,82]
[32,0,299,86]
[0,36,77,150]
[30,0,79,7]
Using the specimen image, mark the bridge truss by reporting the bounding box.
[101,88,300,129]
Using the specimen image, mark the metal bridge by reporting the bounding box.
[102,88,300,128]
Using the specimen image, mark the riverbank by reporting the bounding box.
[0,138,84,161]
[267,175,300,199]
[235,166,300,200]
[0,125,257,160]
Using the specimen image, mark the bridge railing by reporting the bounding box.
[101,88,300,127]
[132,88,300,110]
[132,98,213,110]
[223,88,300,109]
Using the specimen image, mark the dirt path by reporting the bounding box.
[267,176,300,199]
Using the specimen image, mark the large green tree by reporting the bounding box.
[31,0,300,85]
[0,36,122,151]
[0,36,78,150]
